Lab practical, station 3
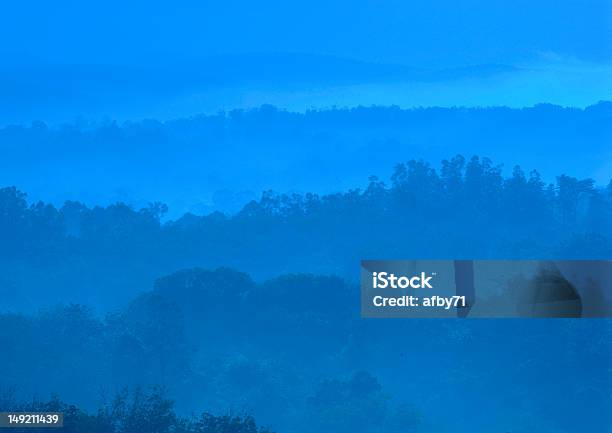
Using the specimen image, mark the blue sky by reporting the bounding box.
[1,0,611,123]
[2,0,610,67]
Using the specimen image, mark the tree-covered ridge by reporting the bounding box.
[1,155,611,310]
[0,267,420,433]
[1,267,609,432]
[2,103,611,216]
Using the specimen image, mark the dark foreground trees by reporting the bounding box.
[0,387,273,433]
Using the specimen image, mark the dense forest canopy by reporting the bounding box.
[1,142,611,433]
[2,267,610,433]
[0,154,611,311]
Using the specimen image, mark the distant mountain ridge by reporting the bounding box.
[0,53,522,125]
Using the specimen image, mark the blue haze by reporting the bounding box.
[0,1,611,433]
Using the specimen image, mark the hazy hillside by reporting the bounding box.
[1,103,611,217]
[1,154,610,311]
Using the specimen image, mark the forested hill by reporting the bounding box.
[1,155,611,311]
[1,102,611,216]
